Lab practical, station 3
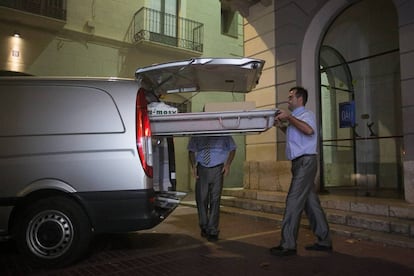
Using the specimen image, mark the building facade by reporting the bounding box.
[0,0,247,191]
[224,0,414,203]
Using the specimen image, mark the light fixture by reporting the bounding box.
[13,32,21,38]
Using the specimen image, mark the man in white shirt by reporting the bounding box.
[270,86,332,256]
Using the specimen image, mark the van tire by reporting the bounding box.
[15,196,92,268]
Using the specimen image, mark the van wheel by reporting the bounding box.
[15,196,92,268]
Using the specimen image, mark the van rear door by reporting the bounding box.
[136,58,277,137]
[136,57,264,95]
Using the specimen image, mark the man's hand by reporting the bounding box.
[275,109,290,121]
[191,166,199,179]
[274,109,289,132]
[222,164,231,176]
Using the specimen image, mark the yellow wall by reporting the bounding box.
[243,3,277,162]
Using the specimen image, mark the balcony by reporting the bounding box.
[131,7,203,53]
[0,0,66,20]
[0,0,66,30]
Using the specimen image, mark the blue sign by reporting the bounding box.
[339,101,355,128]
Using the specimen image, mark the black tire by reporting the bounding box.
[15,196,92,268]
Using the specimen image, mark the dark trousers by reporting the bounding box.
[195,164,224,235]
[280,155,331,249]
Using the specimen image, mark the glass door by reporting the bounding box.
[320,46,356,190]
[348,51,403,197]
[320,46,403,198]
[318,0,403,198]
[149,0,178,46]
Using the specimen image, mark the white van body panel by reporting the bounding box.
[18,179,77,196]
[0,79,149,195]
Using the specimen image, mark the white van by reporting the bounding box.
[0,58,274,267]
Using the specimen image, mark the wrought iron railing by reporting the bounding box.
[0,0,66,21]
[132,7,203,53]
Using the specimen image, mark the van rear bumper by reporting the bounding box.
[76,189,175,233]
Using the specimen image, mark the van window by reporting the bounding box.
[0,85,124,136]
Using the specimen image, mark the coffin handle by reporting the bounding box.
[219,116,241,129]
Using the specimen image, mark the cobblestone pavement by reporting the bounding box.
[1,206,414,275]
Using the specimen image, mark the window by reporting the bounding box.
[0,85,124,136]
[221,4,238,38]
[149,0,178,38]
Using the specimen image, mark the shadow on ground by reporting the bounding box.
[1,206,413,275]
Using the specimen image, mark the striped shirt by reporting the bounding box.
[188,136,236,167]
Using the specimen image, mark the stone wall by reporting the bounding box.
[244,160,291,192]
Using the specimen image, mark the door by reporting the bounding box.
[148,0,179,47]
[320,46,356,190]
[136,58,265,95]
[319,0,403,198]
[320,47,403,198]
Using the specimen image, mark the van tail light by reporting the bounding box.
[136,88,153,178]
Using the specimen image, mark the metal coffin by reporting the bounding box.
[149,109,278,136]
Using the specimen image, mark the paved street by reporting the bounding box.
[1,205,414,275]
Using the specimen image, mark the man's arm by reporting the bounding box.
[286,115,314,135]
[188,151,198,178]
[222,149,236,176]
[275,109,314,135]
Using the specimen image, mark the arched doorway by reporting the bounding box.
[319,0,403,198]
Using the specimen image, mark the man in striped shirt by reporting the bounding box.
[188,136,236,242]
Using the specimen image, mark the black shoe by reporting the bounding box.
[270,245,284,251]
[305,243,333,251]
[270,245,296,256]
[200,229,208,238]
[207,234,219,242]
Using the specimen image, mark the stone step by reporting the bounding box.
[180,193,414,249]
[220,195,285,214]
[319,195,414,219]
[327,209,414,236]
[222,188,414,219]
[222,188,286,203]
[220,194,414,237]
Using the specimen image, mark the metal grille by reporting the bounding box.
[132,7,203,53]
[0,0,67,21]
